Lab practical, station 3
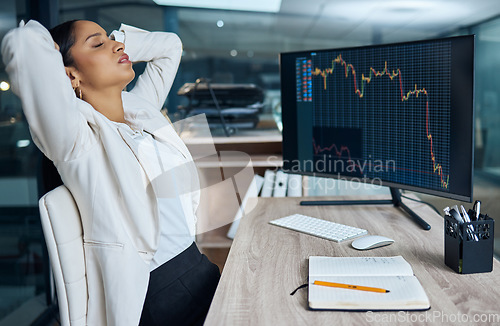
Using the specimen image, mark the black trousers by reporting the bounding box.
[139,243,221,326]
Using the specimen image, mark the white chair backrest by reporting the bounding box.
[39,185,87,326]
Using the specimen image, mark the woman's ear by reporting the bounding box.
[65,66,80,88]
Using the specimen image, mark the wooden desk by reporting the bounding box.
[204,196,500,325]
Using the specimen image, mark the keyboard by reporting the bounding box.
[269,214,367,242]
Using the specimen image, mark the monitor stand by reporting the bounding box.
[299,187,431,230]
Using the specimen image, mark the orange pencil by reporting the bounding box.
[313,280,390,293]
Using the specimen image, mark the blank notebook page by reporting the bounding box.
[309,276,430,309]
[309,256,414,277]
[308,256,430,310]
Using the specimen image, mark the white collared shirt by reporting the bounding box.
[113,121,196,271]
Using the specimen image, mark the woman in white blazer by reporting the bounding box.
[1,19,220,326]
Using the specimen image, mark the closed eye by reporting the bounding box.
[94,42,104,48]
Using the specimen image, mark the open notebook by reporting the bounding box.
[308,256,430,311]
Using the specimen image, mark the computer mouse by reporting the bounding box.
[351,235,394,250]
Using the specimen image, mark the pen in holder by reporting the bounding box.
[444,212,494,274]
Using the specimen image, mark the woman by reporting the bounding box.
[1,19,220,325]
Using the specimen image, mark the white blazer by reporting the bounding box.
[1,20,199,325]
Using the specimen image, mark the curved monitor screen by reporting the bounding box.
[280,35,474,202]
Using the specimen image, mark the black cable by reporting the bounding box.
[290,283,308,296]
[199,78,231,137]
[400,194,441,216]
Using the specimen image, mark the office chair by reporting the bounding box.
[39,185,87,326]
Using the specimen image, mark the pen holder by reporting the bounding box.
[444,213,494,274]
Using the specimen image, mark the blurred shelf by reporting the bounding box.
[194,153,282,169]
[187,124,283,271]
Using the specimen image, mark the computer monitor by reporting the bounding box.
[280,35,474,230]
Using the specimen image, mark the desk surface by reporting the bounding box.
[204,196,500,325]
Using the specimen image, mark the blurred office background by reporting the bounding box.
[1,0,500,324]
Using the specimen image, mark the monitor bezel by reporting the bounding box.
[279,34,475,202]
